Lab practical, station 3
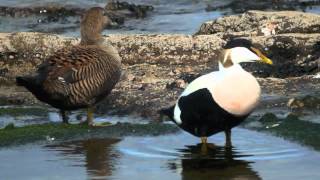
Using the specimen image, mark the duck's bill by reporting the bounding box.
[251,47,273,65]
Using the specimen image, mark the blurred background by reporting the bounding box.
[0,0,319,35]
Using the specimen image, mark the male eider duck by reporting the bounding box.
[16,7,122,126]
[160,38,272,147]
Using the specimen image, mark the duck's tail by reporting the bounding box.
[16,75,42,95]
[158,105,175,121]
[16,76,30,87]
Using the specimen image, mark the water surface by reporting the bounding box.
[1,128,319,180]
[1,0,319,35]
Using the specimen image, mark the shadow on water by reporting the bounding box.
[44,138,121,180]
[168,143,261,180]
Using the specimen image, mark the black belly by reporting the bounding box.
[177,88,249,137]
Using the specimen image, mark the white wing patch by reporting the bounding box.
[181,71,221,97]
[173,71,221,124]
[173,104,182,124]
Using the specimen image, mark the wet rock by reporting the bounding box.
[0,2,154,33]
[0,123,179,147]
[105,1,153,18]
[243,112,320,151]
[4,123,15,130]
[259,113,279,124]
[287,95,320,110]
[0,30,319,120]
[205,0,320,15]
[196,11,320,78]
[0,5,83,18]
[197,10,320,35]
[287,98,304,109]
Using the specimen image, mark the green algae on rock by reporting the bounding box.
[243,113,320,151]
[0,122,179,147]
[0,107,49,117]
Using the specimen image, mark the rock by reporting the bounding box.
[287,95,320,110]
[141,72,159,84]
[205,0,320,15]
[196,10,320,78]
[175,79,187,88]
[0,1,154,33]
[166,79,187,89]
[0,10,320,121]
[127,74,136,81]
[197,10,320,35]
[0,5,83,18]
[287,98,305,109]
[259,112,279,124]
[105,1,153,18]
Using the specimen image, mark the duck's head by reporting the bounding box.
[219,38,273,69]
[80,7,112,45]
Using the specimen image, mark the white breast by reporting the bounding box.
[212,65,261,115]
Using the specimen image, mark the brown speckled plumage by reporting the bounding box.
[16,7,121,125]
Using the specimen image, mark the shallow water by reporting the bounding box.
[1,0,319,35]
[0,0,224,35]
[1,128,320,180]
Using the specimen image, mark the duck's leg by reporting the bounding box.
[225,129,232,148]
[60,110,69,124]
[201,137,208,144]
[200,136,208,154]
[87,107,94,126]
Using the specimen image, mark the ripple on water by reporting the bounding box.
[118,129,305,161]
[1,128,320,180]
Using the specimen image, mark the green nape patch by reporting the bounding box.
[244,113,320,151]
[0,122,179,147]
[0,107,49,117]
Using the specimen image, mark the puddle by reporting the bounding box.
[0,105,150,128]
[1,128,320,180]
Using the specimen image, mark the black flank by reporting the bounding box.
[177,88,248,137]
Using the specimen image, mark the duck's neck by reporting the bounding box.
[80,34,104,46]
[80,36,121,63]
[219,63,244,73]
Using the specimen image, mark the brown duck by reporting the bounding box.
[16,7,122,126]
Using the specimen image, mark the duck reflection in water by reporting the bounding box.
[44,138,120,180]
[168,143,261,180]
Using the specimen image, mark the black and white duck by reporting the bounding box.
[160,38,273,147]
[16,7,122,126]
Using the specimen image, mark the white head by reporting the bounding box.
[219,38,273,69]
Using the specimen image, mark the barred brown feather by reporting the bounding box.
[39,45,121,110]
[16,7,122,115]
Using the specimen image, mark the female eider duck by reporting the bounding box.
[160,38,272,147]
[16,7,121,126]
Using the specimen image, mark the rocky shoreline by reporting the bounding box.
[0,10,319,121]
[0,1,154,33]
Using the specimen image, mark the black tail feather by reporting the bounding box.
[16,76,37,89]
[16,76,29,87]
[158,106,175,121]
